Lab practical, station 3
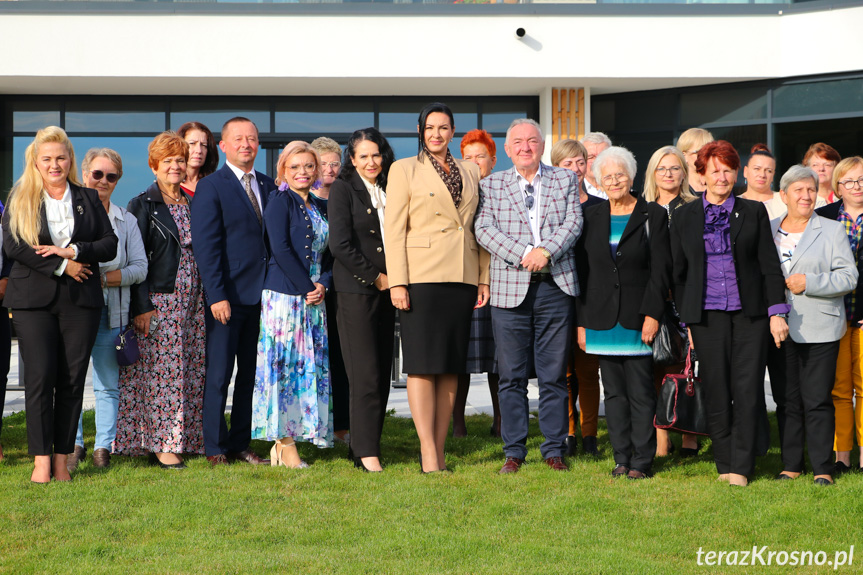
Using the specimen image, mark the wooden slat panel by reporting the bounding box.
[551,88,560,144]
[568,89,577,139]
[577,88,586,139]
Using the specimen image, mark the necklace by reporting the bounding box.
[160,189,185,203]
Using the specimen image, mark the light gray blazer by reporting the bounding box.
[102,203,148,328]
[770,213,858,343]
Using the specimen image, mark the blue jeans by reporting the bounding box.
[76,306,121,450]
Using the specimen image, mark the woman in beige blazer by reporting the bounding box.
[385,102,490,474]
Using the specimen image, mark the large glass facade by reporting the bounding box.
[591,72,863,192]
[0,96,538,208]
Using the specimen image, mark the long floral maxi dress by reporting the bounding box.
[114,203,206,455]
[251,203,333,448]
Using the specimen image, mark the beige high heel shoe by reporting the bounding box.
[270,439,309,469]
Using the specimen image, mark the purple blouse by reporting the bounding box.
[702,196,742,311]
[700,195,790,317]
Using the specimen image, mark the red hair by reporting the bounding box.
[803,142,841,166]
[695,140,740,175]
[460,129,496,157]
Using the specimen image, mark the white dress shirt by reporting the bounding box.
[584,178,608,200]
[360,174,386,244]
[43,183,75,275]
[225,160,262,208]
[516,165,543,260]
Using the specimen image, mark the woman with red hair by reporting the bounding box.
[804,143,842,205]
[670,140,789,486]
[453,129,501,437]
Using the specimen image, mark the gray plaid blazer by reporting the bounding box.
[475,164,583,309]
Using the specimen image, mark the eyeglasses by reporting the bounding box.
[90,170,120,183]
[601,172,630,186]
[288,163,317,173]
[321,161,342,170]
[839,177,863,190]
[524,183,535,209]
[655,166,682,175]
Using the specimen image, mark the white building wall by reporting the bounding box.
[0,7,861,97]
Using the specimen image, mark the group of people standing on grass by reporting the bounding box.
[1,102,862,488]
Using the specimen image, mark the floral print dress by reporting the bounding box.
[114,203,206,455]
[251,203,333,448]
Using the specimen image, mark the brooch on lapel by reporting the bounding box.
[735,212,739,218]
[76,205,84,215]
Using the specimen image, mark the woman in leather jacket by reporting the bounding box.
[114,131,206,468]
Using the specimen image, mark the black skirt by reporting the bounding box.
[399,282,475,374]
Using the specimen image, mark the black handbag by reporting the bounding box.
[654,350,709,436]
[112,282,140,366]
[652,302,688,366]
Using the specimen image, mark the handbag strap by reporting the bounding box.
[685,348,693,379]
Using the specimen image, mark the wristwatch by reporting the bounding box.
[774,313,788,319]
[539,247,552,259]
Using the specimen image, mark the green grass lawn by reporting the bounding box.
[2,409,862,574]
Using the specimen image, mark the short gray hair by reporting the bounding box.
[506,118,543,143]
[81,147,123,178]
[593,146,637,186]
[780,164,819,192]
[582,132,612,147]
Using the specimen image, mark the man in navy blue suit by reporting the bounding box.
[191,117,277,466]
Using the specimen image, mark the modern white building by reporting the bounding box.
[0,0,861,205]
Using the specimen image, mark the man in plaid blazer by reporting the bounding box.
[475,118,583,474]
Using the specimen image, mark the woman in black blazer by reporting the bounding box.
[328,128,396,472]
[575,146,671,479]
[2,126,117,483]
[670,140,788,487]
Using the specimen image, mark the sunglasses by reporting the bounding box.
[90,170,120,184]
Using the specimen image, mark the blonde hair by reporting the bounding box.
[275,141,322,187]
[643,146,695,204]
[833,156,863,197]
[676,128,714,154]
[551,139,587,168]
[311,137,342,158]
[8,126,80,247]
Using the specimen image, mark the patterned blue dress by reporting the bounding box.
[251,203,333,448]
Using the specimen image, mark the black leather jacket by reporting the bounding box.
[127,183,192,317]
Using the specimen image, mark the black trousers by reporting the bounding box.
[689,310,768,477]
[326,291,350,432]
[13,284,101,455]
[0,307,10,438]
[337,291,395,458]
[202,303,261,456]
[598,355,656,473]
[774,339,840,476]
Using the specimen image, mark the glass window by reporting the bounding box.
[481,100,537,133]
[773,116,863,179]
[10,101,61,132]
[65,102,165,133]
[680,87,767,126]
[379,101,477,134]
[170,101,270,135]
[773,77,863,119]
[275,101,374,134]
[612,94,676,132]
[591,100,615,133]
